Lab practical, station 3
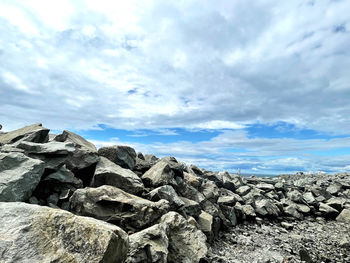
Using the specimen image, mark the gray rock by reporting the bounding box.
[179,196,201,217]
[144,154,158,164]
[336,208,350,222]
[236,185,251,196]
[0,152,45,201]
[217,195,237,206]
[91,157,144,194]
[70,185,169,231]
[303,192,317,206]
[286,189,303,203]
[54,130,97,152]
[318,203,339,218]
[326,183,342,195]
[175,178,206,203]
[0,202,128,263]
[283,204,303,219]
[142,161,177,187]
[254,199,280,217]
[43,165,83,188]
[17,141,76,155]
[98,145,137,170]
[326,197,346,212]
[296,203,311,214]
[133,157,152,175]
[183,171,202,188]
[200,180,220,202]
[197,210,215,242]
[126,223,168,263]
[160,212,208,263]
[256,183,275,191]
[0,123,49,145]
[148,185,185,209]
[242,204,256,218]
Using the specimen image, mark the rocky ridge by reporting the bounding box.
[0,124,349,262]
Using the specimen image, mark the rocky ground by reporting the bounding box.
[1,123,350,263]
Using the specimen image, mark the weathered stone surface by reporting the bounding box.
[91,157,144,194]
[159,156,186,177]
[148,185,185,209]
[70,185,169,231]
[336,208,350,222]
[179,196,201,217]
[217,195,237,206]
[326,183,342,195]
[43,165,83,188]
[303,192,317,206]
[319,203,339,218]
[98,145,137,170]
[160,212,208,263]
[256,183,275,191]
[0,202,129,263]
[242,204,256,218]
[283,204,303,219]
[0,152,45,201]
[126,223,168,263]
[296,203,311,214]
[236,185,251,196]
[200,180,220,202]
[175,178,206,203]
[17,141,76,155]
[142,161,177,187]
[197,210,214,241]
[183,171,201,188]
[133,157,152,175]
[326,197,346,212]
[54,130,97,152]
[254,199,280,217]
[287,189,304,203]
[0,123,49,145]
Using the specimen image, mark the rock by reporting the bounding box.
[242,204,256,218]
[0,202,128,263]
[148,185,185,209]
[197,211,215,242]
[254,199,280,217]
[222,172,244,191]
[159,156,186,177]
[183,171,202,188]
[217,195,237,206]
[0,152,45,201]
[175,178,206,203]
[91,157,144,194]
[236,185,251,196]
[283,204,303,219]
[256,183,275,191]
[0,123,49,145]
[326,197,346,212]
[142,161,177,187]
[281,222,294,230]
[303,192,317,206]
[54,130,97,152]
[126,223,168,263]
[17,141,76,155]
[336,208,350,222]
[43,165,83,188]
[219,204,237,226]
[200,180,220,202]
[160,212,208,263]
[133,157,152,175]
[296,204,311,214]
[144,154,158,164]
[70,185,169,231]
[318,203,339,218]
[286,189,303,203]
[326,183,342,195]
[299,249,313,263]
[98,145,137,170]
[179,196,201,217]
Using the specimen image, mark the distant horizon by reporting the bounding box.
[1,1,350,174]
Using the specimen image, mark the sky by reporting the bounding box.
[1,0,350,175]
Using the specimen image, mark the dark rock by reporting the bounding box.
[98,145,137,170]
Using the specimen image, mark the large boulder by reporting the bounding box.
[70,185,169,231]
[54,130,97,152]
[160,212,208,263]
[254,199,281,218]
[0,152,45,201]
[142,161,177,187]
[17,141,76,155]
[336,208,350,222]
[0,123,49,145]
[126,223,169,263]
[98,145,137,170]
[91,157,144,194]
[0,202,129,263]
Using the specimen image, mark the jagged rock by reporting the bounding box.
[242,204,256,218]
[175,178,206,203]
[160,212,208,263]
[221,172,244,191]
[179,196,201,217]
[318,203,339,218]
[0,123,49,145]
[159,156,186,177]
[54,130,97,152]
[183,171,202,188]
[200,180,220,202]
[197,210,215,242]
[142,161,177,187]
[219,204,237,226]
[303,192,317,206]
[43,165,83,188]
[0,202,129,263]
[283,204,303,219]
[91,157,144,194]
[17,141,76,155]
[336,208,350,222]
[98,145,137,170]
[148,185,185,209]
[144,154,158,164]
[256,183,275,191]
[254,199,280,217]
[217,195,237,206]
[287,189,304,203]
[189,164,204,176]
[133,157,152,175]
[126,223,168,263]
[326,183,342,195]
[70,185,169,231]
[0,152,45,202]
[326,197,346,212]
[296,204,311,214]
[236,185,251,196]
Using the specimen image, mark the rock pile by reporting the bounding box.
[1,124,350,262]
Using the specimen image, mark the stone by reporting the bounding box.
[326,183,342,195]
[43,165,83,187]
[159,156,186,177]
[54,130,97,152]
[17,141,76,155]
[200,180,220,202]
[286,189,303,203]
[98,145,137,170]
[318,203,339,218]
[179,196,201,217]
[142,161,177,187]
[303,192,317,206]
[126,223,168,263]
[91,157,144,194]
[133,157,152,175]
[283,204,303,220]
[148,185,185,209]
[256,183,275,191]
[197,211,214,242]
[0,202,128,263]
[0,152,45,202]
[144,154,158,164]
[254,199,280,217]
[70,185,169,231]
[296,204,311,214]
[160,212,208,263]
[0,123,49,145]
[242,204,256,218]
[236,185,251,196]
[219,204,237,226]
[183,171,201,188]
[326,197,346,212]
[222,172,244,191]
[175,178,206,203]
[336,208,350,222]
[217,195,237,206]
